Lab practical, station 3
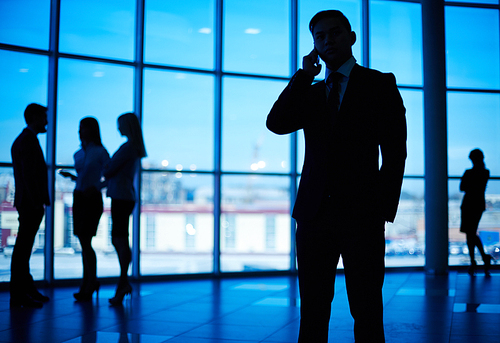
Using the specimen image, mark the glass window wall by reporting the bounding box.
[0,0,50,50]
[145,0,215,70]
[140,172,214,275]
[223,0,290,77]
[3,0,499,282]
[370,1,423,86]
[143,69,214,171]
[445,6,500,90]
[221,175,291,272]
[59,0,136,61]
[0,51,48,161]
[222,77,289,173]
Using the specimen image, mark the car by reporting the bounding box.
[489,245,500,264]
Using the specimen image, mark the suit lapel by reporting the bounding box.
[337,64,361,122]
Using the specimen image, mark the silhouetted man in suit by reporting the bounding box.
[10,103,51,308]
[267,10,407,342]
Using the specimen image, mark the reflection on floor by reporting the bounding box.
[0,270,499,342]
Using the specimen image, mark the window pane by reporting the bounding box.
[0,167,45,282]
[299,0,362,69]
[221,175,291,272]
[224,0,289,76]
[370,1,422,86]
[56,58,134,166]
[141,172,214,275]
[60,0,135,60]
[223,77,289,172]
[0,50,48,162]
[449,179,500,267]
[385,178,424,267]
[145,0,214,70]
[0,0,50,50]
[445,7,500,89]
[447,92,500,177]
[143,70,214,171]
[401,89,424,176]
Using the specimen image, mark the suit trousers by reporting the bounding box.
[10,204,45,298]
[296,196,386,343]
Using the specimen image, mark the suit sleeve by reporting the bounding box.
[378,73,407,222]
[19,135,49,206]
[266,69,315,135]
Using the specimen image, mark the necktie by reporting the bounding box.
[326,72,342,113]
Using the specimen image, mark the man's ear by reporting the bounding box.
[350,31,357,46]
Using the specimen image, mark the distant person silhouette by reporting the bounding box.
[103,113,146,306]
[10,103,51,308]
[60,117,110,301]
[460,148,492,276]
[266,10,407,343]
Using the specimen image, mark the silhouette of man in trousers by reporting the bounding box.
[267,10,407,342]
[10,103,51,308]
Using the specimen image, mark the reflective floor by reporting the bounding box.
[0,270,499,342]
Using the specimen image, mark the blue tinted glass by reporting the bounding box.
[446,7,500,89]
[0,50,48,162]
[224,0,289,76]
[0,0,50,49]
[221,174,291,272]
[370,1,423,86]
[60,0,135,60]
[56,59,134,165]
[401,89,424,176]
[145,0,214,69]
[143,69,214,171]
[447,92,500,176]
[222,77,289,172]
[386,178,424,267]
[299,0,362,70]
[140,172,214,275]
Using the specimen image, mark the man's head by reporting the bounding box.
[24,103,48,134]
[309,10,356,70]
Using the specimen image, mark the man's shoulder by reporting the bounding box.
[352,64,395,80]
[12,129,32,149]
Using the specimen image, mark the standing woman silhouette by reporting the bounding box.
[60,117,110,301]
[104,113,147,305]
[460,148,493,276]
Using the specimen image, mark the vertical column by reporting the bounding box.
[289,0,298,272]
[362,0,370,68]
[422,0,448,274]
[131,0,145,279]
[213,0,223,276]
[44,0,61,284]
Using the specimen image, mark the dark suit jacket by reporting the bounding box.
[267,64,407,223]
[11,128,50,209]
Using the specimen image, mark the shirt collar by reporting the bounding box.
[325,56,356,82]
[26,126,38,136]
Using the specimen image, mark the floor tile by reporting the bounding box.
[0,271,499,342]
